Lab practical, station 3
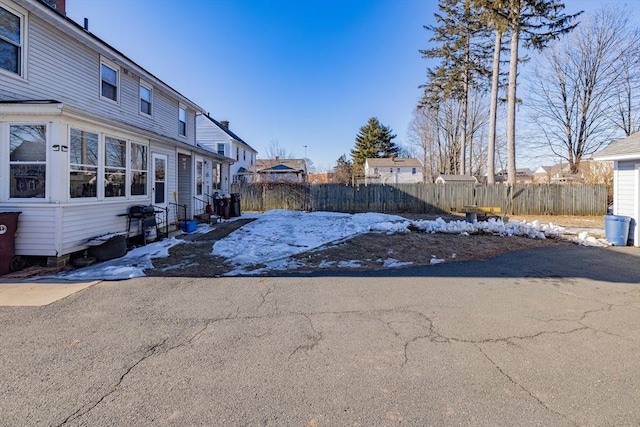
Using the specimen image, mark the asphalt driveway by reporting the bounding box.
[0,245,638,426]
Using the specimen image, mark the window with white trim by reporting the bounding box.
[104,136,126,197]
[236,147,239,161]
[139,82,152,115]
[9,124,46,198]
[101,60,119,102]
[0,4,23,76]
[217,143,225,156]
[178,106,186,136]
[130,142,148,196]
[69,128,98,198]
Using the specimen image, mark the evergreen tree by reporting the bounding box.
[333,154,353,184]
[420,0,492,175]
[350,117,398,167]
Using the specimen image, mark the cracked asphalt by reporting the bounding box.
[0,245,639,426]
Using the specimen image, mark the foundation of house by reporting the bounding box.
[46,254,71,269]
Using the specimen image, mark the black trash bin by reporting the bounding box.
[222,195,231,219]
[230,193,241,217]
[0,212,21,276]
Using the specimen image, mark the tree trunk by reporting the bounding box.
[506,20,519,185]
[487,29,502,184]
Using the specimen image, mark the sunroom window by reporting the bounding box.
[0,4,23,76]
[130,142,148,196]
[9,125,46,198]
[105,136,126,197]
[70,128,98,198]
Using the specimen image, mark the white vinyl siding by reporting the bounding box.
[615,162,636,216]
[0,13,197,143]
[614,161,639,245]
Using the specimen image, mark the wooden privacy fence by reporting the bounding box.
[231,183,608,216]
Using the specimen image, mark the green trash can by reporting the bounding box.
[0,212,21,276]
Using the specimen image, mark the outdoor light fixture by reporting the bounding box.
[52,145,60,151]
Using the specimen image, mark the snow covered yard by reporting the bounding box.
[45,209,608,281]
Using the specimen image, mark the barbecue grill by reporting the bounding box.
[124,205,157,244]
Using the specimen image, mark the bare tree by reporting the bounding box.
[605,24,640,136]
[528,7,638,173]
[407,107,439,182]
[262,140,295,160]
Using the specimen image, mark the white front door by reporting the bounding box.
[152,153,168,208]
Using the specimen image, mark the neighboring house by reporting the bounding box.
[533,161,610,184]
[593,132,640,246]
[494,168,534,183]
[435,175,478,184]
[308,172,335,184]
[196,116,258,184]
[364,158,423,185]
[0,0,232,266]
[255,158,308,183]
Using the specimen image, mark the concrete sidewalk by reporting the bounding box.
[0,279,100,306]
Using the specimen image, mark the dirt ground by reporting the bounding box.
[146,214,598,277]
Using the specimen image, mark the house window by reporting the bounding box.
[178,106,186,136]
[104,136,126,197]
[374,168,378,174]
[243,150,246,161]
[9,124,46,198]
[412,167,417,175]
[130,142,148,196]
[217,143,225,156]
[390,168,393,173]
[140,83,152,115]
[69,128,98,198]
[250,154,253,166]
[236,147,239,161]
[100,61,119,102]
[0,4,23,76]
[195,159,203,196]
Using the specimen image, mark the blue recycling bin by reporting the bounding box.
[604,215,631,246]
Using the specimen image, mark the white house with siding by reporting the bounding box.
[0,0,232,266]
[196,115,258,184]
[593,132,640,246]
[364,158,424,185]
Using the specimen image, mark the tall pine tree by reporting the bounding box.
[499,0,581,184]
[420,0,491,175]
[350,117,398,167]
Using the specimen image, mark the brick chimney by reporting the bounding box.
[220,120,229,129]
[43,0,66,15]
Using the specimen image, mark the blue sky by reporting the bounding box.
[66,0,637,172]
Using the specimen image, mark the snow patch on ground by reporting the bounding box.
[43,210,609,280]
